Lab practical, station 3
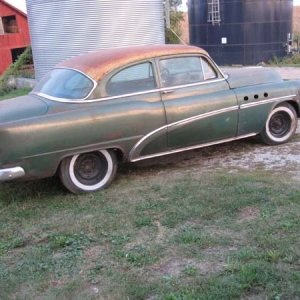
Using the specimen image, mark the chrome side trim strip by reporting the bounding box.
[240,95,296,109]
[169,106,239,129]
[131,133,256,162]
[21,135,143,159]
[129,105,239,160]
[130,126,169,154]
[33,77,228,104]
[0,167,25,181]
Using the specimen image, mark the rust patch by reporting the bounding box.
[58,45,207,82]
[104,132,124,140]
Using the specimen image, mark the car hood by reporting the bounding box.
[0,95,49,124]
[224,67,283,89]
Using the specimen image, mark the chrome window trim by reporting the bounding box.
[33,76,229,103]
[205,54,227,78]
[30,67,98,101]
[130,133,256,162]
[201,57,218,81]
[200,57,205,80]
[240,95,296,109]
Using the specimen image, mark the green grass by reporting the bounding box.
[0,87,31,100]
[268,52,300,66]
[1,165,300,299]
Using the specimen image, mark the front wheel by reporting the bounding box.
[259,103,297,145]
[59,150,117,194]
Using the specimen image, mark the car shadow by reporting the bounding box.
[0,176,68,204]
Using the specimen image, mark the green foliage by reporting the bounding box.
[0,87,31,101]
[165,0,185,44]
[268,53,300,66]
[0,45,33,96]
[182,265,197,277]
[115,244,159,267]
[294,33,300,47]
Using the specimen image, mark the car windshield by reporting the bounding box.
[32,68,94,100]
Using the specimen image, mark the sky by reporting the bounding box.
[4,0,300,14]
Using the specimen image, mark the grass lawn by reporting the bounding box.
[0,88,300,299]
[1,160,300,299]
[0,88,32,101]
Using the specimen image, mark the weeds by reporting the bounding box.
[0,45,33,96]
[268,52,300,66]
[0,87,31,101]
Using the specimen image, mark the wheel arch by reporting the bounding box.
[258,101,298,145]
[281,100,300,118]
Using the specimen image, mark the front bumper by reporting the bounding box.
[0,167,25,181]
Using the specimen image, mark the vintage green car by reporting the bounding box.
[1,45,300,193]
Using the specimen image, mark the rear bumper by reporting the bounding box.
[0,167,25,181]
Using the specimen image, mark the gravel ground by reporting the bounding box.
[266,66,300,81]
[135,123,300,179]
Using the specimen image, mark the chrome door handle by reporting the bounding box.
[162,90,175,94]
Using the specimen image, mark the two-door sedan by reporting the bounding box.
[0,45,300,194]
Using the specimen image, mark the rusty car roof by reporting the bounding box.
[58,44,208,82]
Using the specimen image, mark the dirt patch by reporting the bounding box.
[155,220,168,243]
[84,245,108,260]
[153,257,224,277]
[238,207,260,221]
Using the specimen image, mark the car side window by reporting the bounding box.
[159,57,204,87]
[201,57,217,80]
[106,62,156,96]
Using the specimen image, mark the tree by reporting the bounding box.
[164,0,185,44]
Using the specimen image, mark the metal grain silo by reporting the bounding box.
[26,0,165,80]
[188,0,293,65]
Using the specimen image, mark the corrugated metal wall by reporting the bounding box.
[26,0,165,80]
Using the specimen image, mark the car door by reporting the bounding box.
[103,60,168,158]
[158,55,239,150]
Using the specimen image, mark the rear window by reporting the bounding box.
[33,68,94,100]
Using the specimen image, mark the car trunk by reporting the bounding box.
[0,95,49,124]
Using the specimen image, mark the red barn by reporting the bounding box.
[0,0,30,74]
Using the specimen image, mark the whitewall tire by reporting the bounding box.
[259,103,297,145]
[59,150,117,194]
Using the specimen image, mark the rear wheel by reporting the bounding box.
[59,150,117,194]
[259,103,297,145]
